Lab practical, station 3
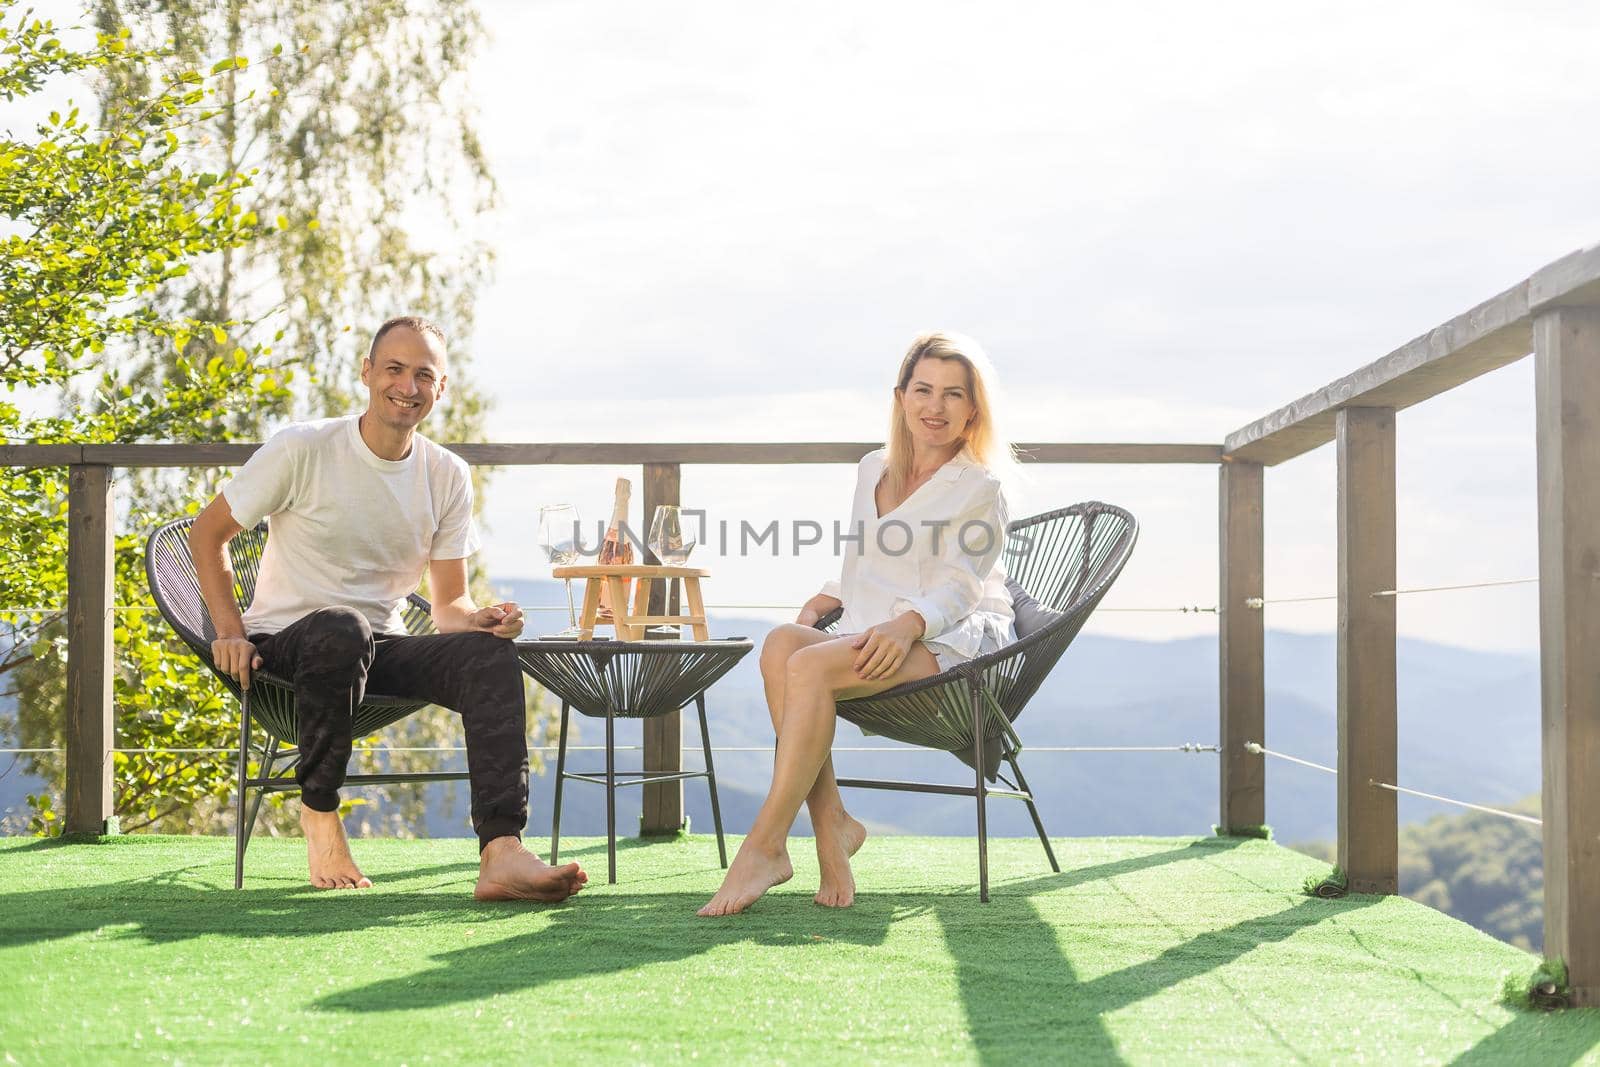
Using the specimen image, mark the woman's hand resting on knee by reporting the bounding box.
[851,611,927,680]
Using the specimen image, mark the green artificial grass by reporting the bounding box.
[1302,864,1349,899]
[1214,823,1273,841]
[2,834,1598,1065]
[1505,958,1575,1012]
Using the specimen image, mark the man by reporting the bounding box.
[189,315,586,901]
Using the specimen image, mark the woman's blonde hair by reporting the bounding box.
[883,331,1016,498]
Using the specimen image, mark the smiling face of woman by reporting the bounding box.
[897,356,976,455]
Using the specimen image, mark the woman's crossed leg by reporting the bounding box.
[759,625,864,907]
[698,624,939,916]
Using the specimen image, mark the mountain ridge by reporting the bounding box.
[0,579,1541,848]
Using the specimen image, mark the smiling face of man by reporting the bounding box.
[360,325,448,433]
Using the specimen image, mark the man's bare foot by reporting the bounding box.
[697,840,793,916]
[300,808,372,890]
[474,837,588,902]
[813,809,867,907]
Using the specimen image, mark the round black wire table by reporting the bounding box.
[514,638,755,884]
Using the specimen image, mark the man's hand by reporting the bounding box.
[850,612,925,681]
[467,601,524,639]
[212,636,263,689]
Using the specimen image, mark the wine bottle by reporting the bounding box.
[597,476,633,621]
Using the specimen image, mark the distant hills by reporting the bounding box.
[2,579,1542,852]
[490,580,1541,847]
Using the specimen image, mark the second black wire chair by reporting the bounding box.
[816,502,1138,901]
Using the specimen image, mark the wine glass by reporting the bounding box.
[538,504,582,635]
[649,505,696,566]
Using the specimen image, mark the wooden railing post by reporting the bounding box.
[640,461,684,835]
[1218,458,1265,833]
[1335,407,1397,894]
[1533,306,1600,1006]
[64,463,115,835]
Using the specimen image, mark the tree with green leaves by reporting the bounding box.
[90,0,496,429]
[2,0,519,837]
[0,0,289,831]
[78,0,508,840]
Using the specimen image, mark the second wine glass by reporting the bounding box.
[648,505,697,566]
[538,503,582,635]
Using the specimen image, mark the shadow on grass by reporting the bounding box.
[1452,1007,1600,1065]
[945,893,1379,1066]
[314,835,1266,1067]
[315,889,904,1015]
[0,877,511,950]
[1,834,1440,1064]
[0,832,183,853]
[0,832,861,953]
[933,836,1361,1066]
[0,840,525,950]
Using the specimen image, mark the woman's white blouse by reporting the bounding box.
[819,448,1016,664]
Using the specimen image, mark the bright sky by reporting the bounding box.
[454,0,1600,651]
[9,1,1599,651]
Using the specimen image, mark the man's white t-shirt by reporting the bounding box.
[222,414,481,635]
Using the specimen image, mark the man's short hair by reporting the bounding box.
[367,315,447,360]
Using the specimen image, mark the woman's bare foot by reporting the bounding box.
[474,837,588,902]
[697,840,793,916]
[300,808,372,889]
[813,809,867,907]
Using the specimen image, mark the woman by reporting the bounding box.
[699,331,1017,916]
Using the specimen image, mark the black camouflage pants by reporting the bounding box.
[252,606,528,850]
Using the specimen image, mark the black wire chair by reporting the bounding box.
[514,639,754,884]
[816,502,1138,901]
[146,517,467,889]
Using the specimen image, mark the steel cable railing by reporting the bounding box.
[1,742,1221,757]
[1239,573,1544,828]
[2,580,1531,820]
[1245,742,1540,826]
[2,600,1222,616]
[1247,576,1539,609]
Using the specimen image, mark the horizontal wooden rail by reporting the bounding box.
[1,441,1222,468]
[1217,237,1600,1002]
[1225,243,1600,465]
[28,439,1216,846]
